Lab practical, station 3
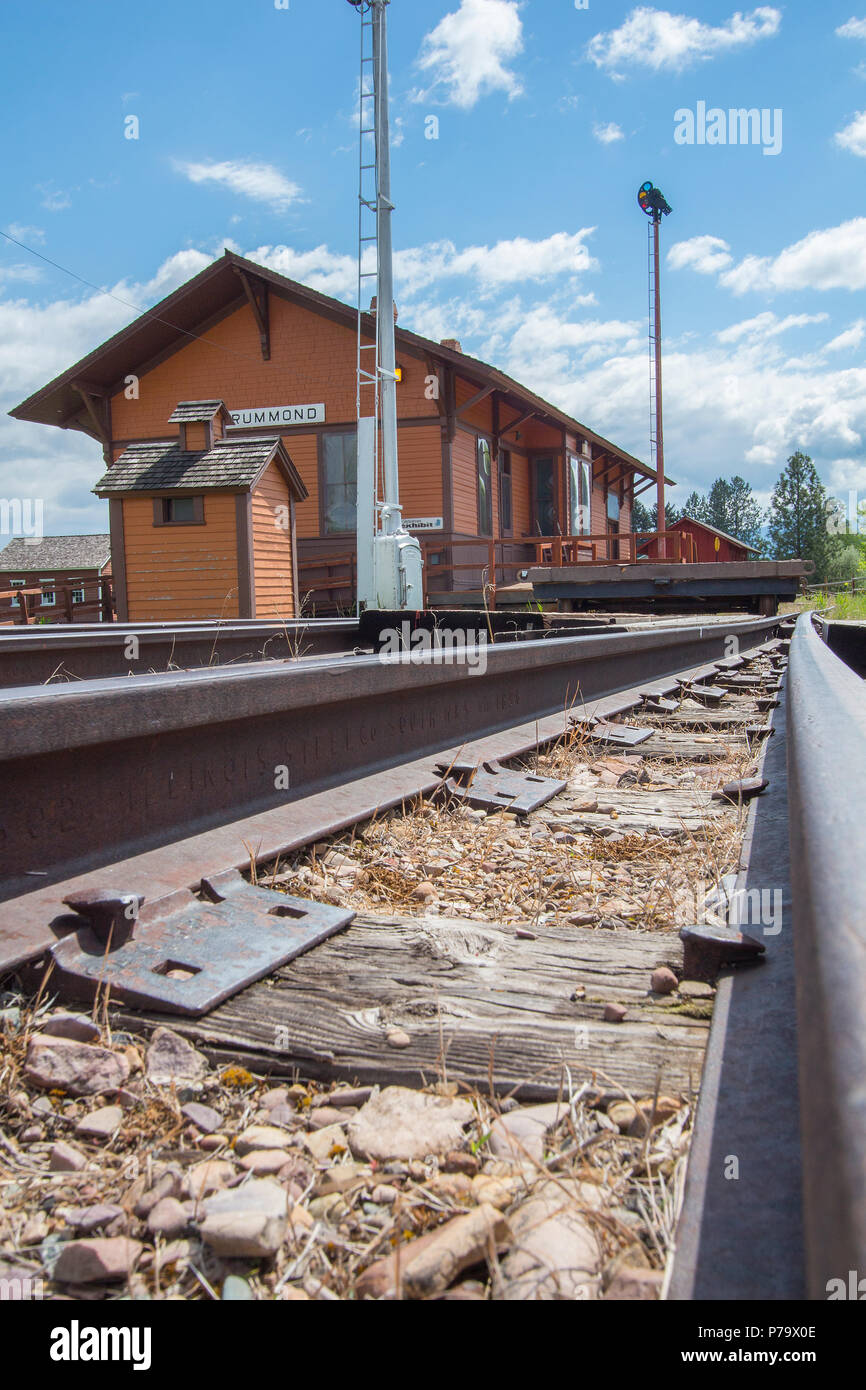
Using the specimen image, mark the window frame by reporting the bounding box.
[498,449,513,536]
[319,429,359,536]
[530,455,557,537]
[153,496,206,527]
[568,452,592,536]
[476,435,493,537]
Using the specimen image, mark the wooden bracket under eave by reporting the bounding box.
[235,269,271,361]
[72,381,111,464]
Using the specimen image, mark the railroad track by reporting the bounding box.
[1,610,863,1302]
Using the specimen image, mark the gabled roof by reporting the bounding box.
[9,250,672,485]
[0,533,111,572]
[93,436,308,499]
[168,400,234,426]
[677,515,760,553]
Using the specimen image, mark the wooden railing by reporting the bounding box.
[294,530,697,612]
[1,577,115,625]
[527,531,698,565]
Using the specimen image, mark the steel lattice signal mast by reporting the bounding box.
[348,0,423,613]
[638,181,672,554]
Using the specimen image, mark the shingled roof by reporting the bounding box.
[167,400,234,426]
[0,533,111,572]
[93,436,307,498]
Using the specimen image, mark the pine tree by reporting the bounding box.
[631,498,652,533]
[705,478,734,533]
[650,501,680,529]
[767,452,832,579]
[723,476,766,551]
[680,490,709,522]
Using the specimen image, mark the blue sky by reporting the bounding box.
[3,0,866,536]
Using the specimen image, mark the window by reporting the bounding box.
[607,488,620,526]
[322,432,357,534]
[531,457,556,536]
[498,450,512,535]
[9,578,24,586]
[154,496,205,525]
[568,454,592,536]
[477,437,493,535]
[40,581,55,606]
[71,587,85,605]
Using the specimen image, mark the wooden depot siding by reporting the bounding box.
[396,426,444,520]
[121,494,239,622]
[251,460,294,618]
[284,433,320,539]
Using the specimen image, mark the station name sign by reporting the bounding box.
[228,404,326,429]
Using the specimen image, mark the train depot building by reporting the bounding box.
[12,251,664,620]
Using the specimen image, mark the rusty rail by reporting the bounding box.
[0,617,360,686]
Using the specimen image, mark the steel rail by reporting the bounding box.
[0,615,630,687]
[0,617,778,903]
[0,618,360,686]
[668,646,803,1300]
[787,612,866,1298]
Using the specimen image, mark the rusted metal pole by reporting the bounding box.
[653,215,665,556]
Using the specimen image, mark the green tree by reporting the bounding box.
[680,490,709,522]
[826,544,862,582]
[631,498,652,533]
[650,501,680,529]
[722,476,766,552]
[767,452,832,579]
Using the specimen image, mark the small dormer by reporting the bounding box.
[168,400,234,452]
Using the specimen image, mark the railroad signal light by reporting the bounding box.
[638,181,672,221]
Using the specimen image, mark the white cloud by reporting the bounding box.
[824,319,866,353]
[716,312,828,344]
[173,159,303,211]
[667,235,733,275]
[587,5,781,77]
[837,17,866,39]
[414,0,524,109]
[835,110,866,156]
[592,121,624,144]
[719,218,866,294]
[0,264,42,284]
[4,224,45,245]
[38,186,72,212]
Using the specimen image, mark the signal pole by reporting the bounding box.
[638,182,672,552]
[349,0,423,611]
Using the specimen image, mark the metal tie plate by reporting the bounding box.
[438,759,566,815]
[576,718,654,749]
[676,680,729,706]
[639,691,681,714]
[47,870,354,1016]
